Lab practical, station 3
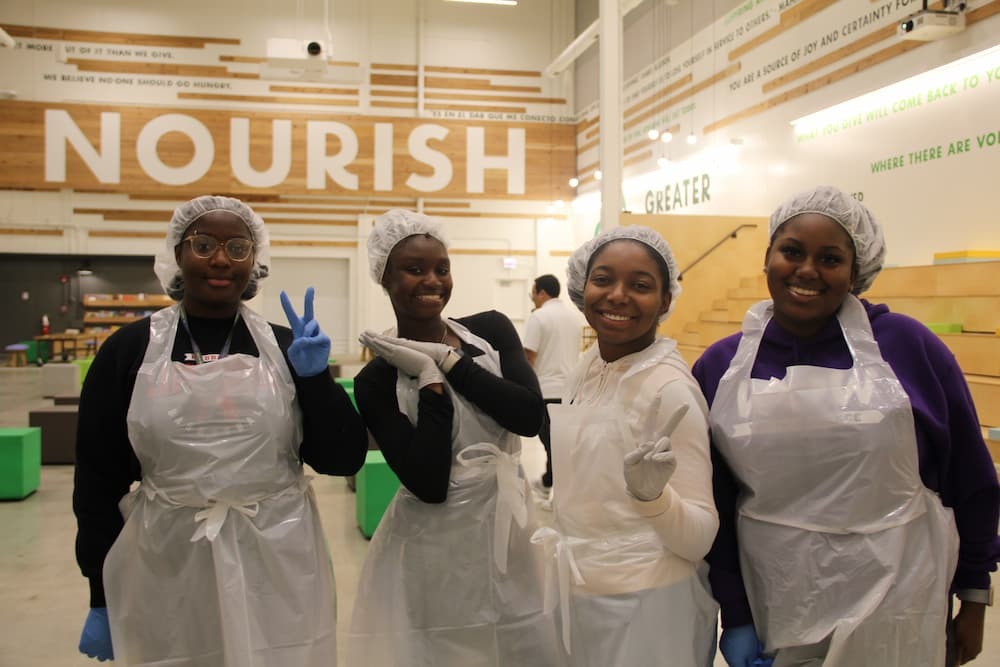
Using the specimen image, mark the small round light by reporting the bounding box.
[660,131,673,143]
[686,132,697,145]
[569,177,579,187]
[647,129,660,141]
[594,170,603,181]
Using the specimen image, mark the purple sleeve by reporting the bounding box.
[871,311,1000,590]
[692,334,754,628]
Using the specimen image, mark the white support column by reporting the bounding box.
[598,0,623,231]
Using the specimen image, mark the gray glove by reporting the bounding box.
[360,331,443,388]
[623,404,688,501]
[375,334,452,367]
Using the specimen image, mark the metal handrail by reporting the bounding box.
[677,224,758,282]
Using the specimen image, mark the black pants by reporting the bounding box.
[539,398,561,487]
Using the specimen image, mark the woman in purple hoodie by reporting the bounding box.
[693,186,998,667]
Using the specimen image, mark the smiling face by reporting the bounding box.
[175,210,254,317]
[583,239,671,362]
[381,234,452,326]
[765,212,857,338]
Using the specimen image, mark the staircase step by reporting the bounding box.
[967,374,1000,427]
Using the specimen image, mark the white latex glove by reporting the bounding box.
[360,331,443,388]
[623,403,689,501]
[375,334,452,367]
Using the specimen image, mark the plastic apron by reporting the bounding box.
[347,318,559,667]
[710,296,958,667]
[537,342,717,667]
[105,304,337,667]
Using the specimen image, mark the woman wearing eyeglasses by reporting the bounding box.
[72,195,368,666]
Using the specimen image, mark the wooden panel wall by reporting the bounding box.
[0,100,576,200]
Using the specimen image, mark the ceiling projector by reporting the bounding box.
[898,9,966,41]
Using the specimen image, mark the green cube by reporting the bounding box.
[0,427,42,499]
[355,450,400,539]
[925,322,963,334]
[73,357,95,388]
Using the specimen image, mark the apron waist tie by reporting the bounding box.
[531,526,585,654]
[134,476,312,543]
[455,443,527,574]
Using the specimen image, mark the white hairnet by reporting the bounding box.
[153,195,271,300]
[566,225,681,322]
[769,186,885,294]
[367,209,449,284]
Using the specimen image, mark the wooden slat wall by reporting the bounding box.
[368,63,564,115]
[1,100,576,200]
[1,24,240,48]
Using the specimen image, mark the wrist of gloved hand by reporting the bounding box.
[79,607,114,661]
[379,334,452,366]
[720,624,768,667]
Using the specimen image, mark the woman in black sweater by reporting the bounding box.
[346,209,560,666]
[73,195,367,666]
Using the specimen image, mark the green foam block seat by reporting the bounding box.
[355,450,400,539]
[0,427,42,499]
[925,322,963,334]
[73,357,95,388]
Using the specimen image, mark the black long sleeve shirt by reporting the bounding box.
[73,311,368,607]
[354,310,544,504]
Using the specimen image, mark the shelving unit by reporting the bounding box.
[82,293,174,331]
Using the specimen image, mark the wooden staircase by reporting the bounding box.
[675,262,1000,464]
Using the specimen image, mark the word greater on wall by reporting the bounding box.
[644,174,711,213]
[0,102,575,199]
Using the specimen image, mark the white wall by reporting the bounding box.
[572,0,1000,267]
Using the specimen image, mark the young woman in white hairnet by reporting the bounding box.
[73,195,368,666]
[693,186,999,667]
[533,225,719,666]
[346,209,560,666]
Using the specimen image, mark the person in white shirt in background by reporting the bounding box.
[522,274,584,503]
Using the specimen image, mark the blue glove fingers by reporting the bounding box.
[79,608,114,661]
[303,319,320,339]
[303,286,315,325]
[279,291,304,338]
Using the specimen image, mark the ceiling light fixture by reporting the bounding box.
[647,129,660,141]
[660,131,673,143]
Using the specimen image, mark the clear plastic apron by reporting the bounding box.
[537,394,716,666]
[710,296,958,667]
[347,318,559,667]
[106,304,337,667]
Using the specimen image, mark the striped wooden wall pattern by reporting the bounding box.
[0,100,576,200]
[1,23,570,118]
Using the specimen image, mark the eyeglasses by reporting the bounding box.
[181,234,254,262]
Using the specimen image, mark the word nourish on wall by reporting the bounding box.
[0,101,576,199]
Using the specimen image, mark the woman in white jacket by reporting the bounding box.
[536,225,719,666]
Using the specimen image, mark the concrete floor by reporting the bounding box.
[0,365,996,666]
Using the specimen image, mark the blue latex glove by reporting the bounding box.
[78,607,113,661]
[720,624,771,667]
[280,287,331,377]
